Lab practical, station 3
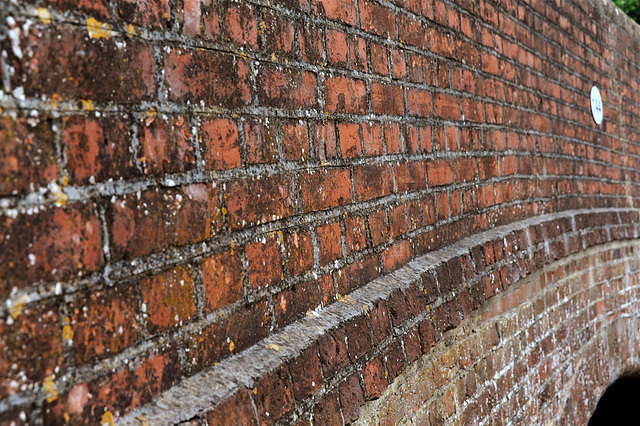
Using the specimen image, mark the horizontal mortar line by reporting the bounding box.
[118,207,640,425]
[0,190,612,318]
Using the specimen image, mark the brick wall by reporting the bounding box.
[1,0,640,423]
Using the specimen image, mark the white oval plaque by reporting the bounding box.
[590,86,603,125]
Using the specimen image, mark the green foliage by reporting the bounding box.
[614,0,640,23]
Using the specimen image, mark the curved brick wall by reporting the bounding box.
[1,0,640,423]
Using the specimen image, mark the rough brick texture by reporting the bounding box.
[2,0,640,423]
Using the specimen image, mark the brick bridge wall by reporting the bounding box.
[1,0,640,424]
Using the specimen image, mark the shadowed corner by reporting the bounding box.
[589,368,640,425]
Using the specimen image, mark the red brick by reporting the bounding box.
[500,156,517,176]
[387,289,410,326]
[404,326,422,362]
[247,238,282,289]
[317,222,343,265]
[339,122,362,158]
[254,366,294,424]
[313,389,342,426]
[0,307,62,398]
[428,160,455,186]
[362,122,384,156]
[324,77,367,114]
[62,116,137,185]
[276,275,334,327]
[383,240,412,272]
[407,200,423,231]
[436,192,449,220]
[462,98,484,122]
[363,356,388,400]
[139,115,195,175]
[455,157,478,182]
[345,317,372,361]
[370,43,389,75]
[369,299,391,344]
[108,184,220,260]
[0,117,57,195]
[391,49,408,79]
[263,11,296,58]
[141,266,197,334]
[371,82,404,116]
[117,0,170,29]
[369,210,389,246]
[345,216,367,253]
[384,338,405,381]
[360,0,397,38]
[257,66,318,110]
[288,346,323,401]
[226,174,295,228]
[398,13,428,49]
[24,0,110,18]
[435,93,462,120]
[0,204,103,292]
[223,0,259,48]
[201,250,243,313]
[70,285,139,364]
[182,0,220,39]
[300,22,323,64]
[408,88,434,117]
[312,0,357,25]
[385,123,403,153]
[283,123,311,161]
[300,168,352,212]
[313,122,338,161]
[244,120,278,164]
[207,390,257,426]
[479,156,499,179]
[225,301,270,353]
[284,230,314,275]
[353,164,394,201]
[339,373,365,423]
[13,27,156,102]
[164,48,251,107]
[199,118,240,170]
[396,160,427,193]
[418,318,437,352]
[326,29,349,67]
[387,207,405,242]
[318,329,350,378]
[336,254,380,294]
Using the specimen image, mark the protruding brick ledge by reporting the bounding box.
[121,207,640,425]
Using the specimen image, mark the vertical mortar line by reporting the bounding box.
[190,110,205,174]
[192,258,205,319]
[339,218,349,261]
[311,225,321,271]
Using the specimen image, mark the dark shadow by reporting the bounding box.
[588,368,640,425]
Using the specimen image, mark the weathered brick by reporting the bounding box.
[339,373,365,423]
[339,122,362,158]
[318,329,350,378]
[282,123,311,161]
[254,366,294,424]
[312,0,357,25]
[257,66,318,110]
[70,285,139,363]
[207,390,257,426]
[108,185,220,260]
[139,115,195,175]
[287,346,323,400]
[276,275,333,327]
[345,216,367,253]
[246,238,282,290]
[0,204,103,292]
[201,250,243,313]
[396,161,427,192]
[336,254,380,294]
[300,168,352,212]
[313,122,338,161]
[360,1,396,38]
[226,174,295,228]
[344,317,372,362]
[164,48,251,107]
[63,115,137,184]
[362,122,384,156]
[428,160,455,186]
[363,356,388,400]
[223,0,259,48]
[117,0,170,29]
[13,27,156,102]
[244,120,279,164]
[371,82,405,116]
[141,265,196,334]
[408,88,434,117]
[324,77,367,114]
[369,210,389,247]
[0,117,57,195]
[354,164,394,201]
[317,221,343,265]
[0,306,62,398]
[200,118,241,170]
